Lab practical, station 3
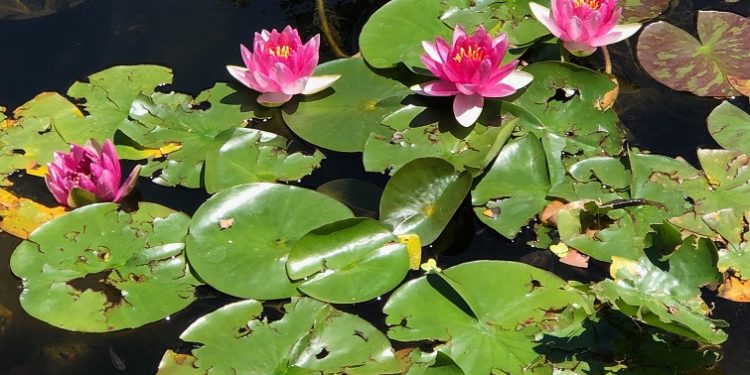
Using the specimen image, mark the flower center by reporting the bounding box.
[573,0,601,10]
[453,45,485,63]
[269,45,292,58]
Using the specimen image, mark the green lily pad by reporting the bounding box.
[0,92,81,179]
[287,218,409,303]
[472,135,550,239]
[380,158,472,245]
[441,0,551,47]
[10,202,199,332]
[363,102,515,175]
[58,65,174,144]
[666,236,720,289]
[637,11,750,97]
[316,178,382,218]
[359,0,451,70]
[282,57,412,152]
[384,260,593,375]
[621,0,671,23]
[186,183,353,300]
[119,83,256,188]
[707,101,750,154]
[594,257,728,344]
[157,298,401,374]
[203,128,324,194]
[509,61,624,157]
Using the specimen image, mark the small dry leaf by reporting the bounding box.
[718,274,750,302]
[597,75,620,110]
[218,218,234,230]
[559,248,590,268]
[0,189,66,239]
[540,200,566,225]
[482,207,499,219]
[728,75,750,97]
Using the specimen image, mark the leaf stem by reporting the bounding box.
[315,0,349,58]
[601,46,612,75]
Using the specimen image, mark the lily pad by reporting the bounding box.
[317,178,382,218]
[186,183,353,300]
[620,0,671,23]
[384,260,593,375]
[10,202,199,332]
[472,135,550,238]
[707,101,750,154]
[637,11,750,97]
[509,62,624,156]
[287,218,410,303]
[594,257,728,344]
[359,0,451,70]
[157,298,401,374]
[0,92,82,178]
[203,128,324,194]
[282,57,412,152]
[380,158,472,245]
[119,83,256,188]
[363,102,514,174]
[58,65,174,144]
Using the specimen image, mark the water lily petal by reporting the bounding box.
[591,23,642,46]
[503,70,534,90]
[114,165,141,203]
[257,92,294,107]
[301,75,340,95]
[415,81,460,96]
[529,2,564,38]
[453,93,484,127]
[563,40,597,56]
[226,65,254,89]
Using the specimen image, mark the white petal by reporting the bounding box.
[453,94,484,127]
[529,2,564,38]
[422,41,441,61]
[257,92,294,107]
[528,2,551,19]
[301,75,341,95]
[503,70,534,90]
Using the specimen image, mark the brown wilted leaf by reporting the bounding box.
[218,218,234,230]
[540,200,566,225]
[0,189,66,239]
[597,76,620,110]
[718,274,750,302]
[559,248,590,268]
[728,75,750,97]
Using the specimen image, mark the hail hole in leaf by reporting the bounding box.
[11,149,25,155]
[189,101,211,111]
[315,348,330,360]
[66,270,123,307]
[548,87,580,103]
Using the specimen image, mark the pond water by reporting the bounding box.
[0,0,749,373]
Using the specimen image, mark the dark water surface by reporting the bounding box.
[0,0,749,373]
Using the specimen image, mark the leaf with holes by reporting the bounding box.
[363,101,515,175]
[119,83,257,188]
[0,92,83,179]
[157,298,401,374]
[380,158,472,245]
[287,218,410,303]
[57,65,174,144]
[282,57,412,152]
[472,135,550,239]
[203,128,324,194]
[637,11,750,97]
[594,257,728,344]
[384,260,593,375]
[187,183,353,300]
[9,202,200,332]
[509,61,624,157]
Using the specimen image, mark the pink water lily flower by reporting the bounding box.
[227,26,340,107]
[529,0,641,56]
[414,25,534,127]
[45,140,140,208]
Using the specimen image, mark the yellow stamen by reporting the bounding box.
[573,0,601,9]
[452,45,484,63]
[269,45,291,58]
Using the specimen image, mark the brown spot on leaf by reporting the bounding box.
[218,218,234,230]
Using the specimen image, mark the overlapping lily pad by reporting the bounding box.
[707,101,750,154]
[186,183,353,300]
[380,158,472,244]
[359,0,451,70]
[595,257,728,344]
[287,218,409,303]
[282,57,412,152]
[637,11,750,97]
[363,102,514,174]
[119,83,257,188]
[10,203,199,332]
[384,260,593,375]
[203,128,324,193]
[157,298,401,374]
[621,0,671,23]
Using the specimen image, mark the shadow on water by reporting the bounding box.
[0,0,748,373]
